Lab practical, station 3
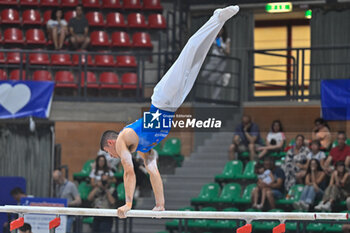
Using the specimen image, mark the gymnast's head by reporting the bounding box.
[100,130,119,156]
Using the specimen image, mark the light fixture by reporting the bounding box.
[266,2,293,13]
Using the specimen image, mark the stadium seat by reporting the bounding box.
[72,51,94,66]
[4,28,24,44]
[61,0,78,7]
[158,138,181,156]
[116,55,137,67]
[1,9,20,24]
[188,207,216,228]
[106,12,126,28]
[212,183,241,204]
[235,161,257,180]
[80,71,98,88]
[29,51,50,65]
[19,0,39,6]
[114,166,123,179]
[64,11,76,22]
[0,69,8,80]
[55,71,77,88]
[148,14,166,29]
[276,184,304,206]
[40,0,59,7]
[0,0,18,6]
[132,32,153,48]
[122,73,138,89]
[191,183,220,205]
[165,206,194,230]
[233,184,257,205]
[215,160,243,181]
[127,13,147,28]
[252,209,283,231]
[208,207,240,229]
[82,0,100,8]
[43,10,52,23]
[111,31,132,47]
[73,159,94,181]
[51,53,72,65]
[78,181,92,200]
[143,0,163,11]
[117,183,137,206]
[90,31,110,47]
[26,29,46,45]
[7,50,25,64]
[32,70,52,81]
[100,72,121,89]
[22,9,42,25]
[123,0,141,10]
[86,11,104,27]
[9,69,26,80]
[95,53,115,67]
[102,0,121,9]
[0,52,5,63]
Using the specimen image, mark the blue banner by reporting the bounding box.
[0,81,54,119]
[321,79,350,120]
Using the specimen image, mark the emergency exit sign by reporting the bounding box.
[266,2,293,13]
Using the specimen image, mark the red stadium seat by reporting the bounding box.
[143,0,163,11]
[0,0,18,6]
[7,50,25,64]
[100,72,121,89]
[72,51,94,66]
[123,0,141,10]
[102,0,121,9]
[0,69,7,80]
[43,10,52,24]
[116,55,137,68]
[82,0,100,8]
[29,51,50,65]
[148,14,166,29]
[61,0,78,7]
[64,11,76,22]
[86,12,104,27]
[132,32,153,48]
[19,0,39,6]
[0,52,5,63]
[106,12,126,28]
[40,0,59,7]
[111,31,131,47]
[90,31,110,47]
[55,71,77,88]
[1,9,20,24]
[4,28,24,44]
[80,71,98,88]
[26,29,46,45]
[95,53,115,67]
[51,53,72,65]
[127,13,147,28]
[122,72,138,89]
[9,69,26,80]
[32,70,52,81]
[22,10,42,25]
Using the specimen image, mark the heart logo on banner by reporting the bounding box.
[0,83,31,114]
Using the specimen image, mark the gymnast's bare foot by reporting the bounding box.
[152,205,165,211]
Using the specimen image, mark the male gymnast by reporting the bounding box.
[100,5,240,218]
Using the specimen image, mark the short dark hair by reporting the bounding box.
[19,223,31,232]
[311,140,321,148]
[51,8,63,20]
[76,4,83,9]
[254,162,264,174]
[10,187,25,196]
[338,131,347,139]
[100,130,119,150]
[295,134,305,141]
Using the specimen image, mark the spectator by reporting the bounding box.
[343,224,350,233]
[283,134,310,191]
[10,187,28,204]
[87,174,117,233]
[19,223,32,233]
[258,120,285,159]
[251,156,285,210]
[47,9,67,50]
[228,115,264,161]
[97,149,120,172]
[90,155,115,188]
[68,5,90,49]
[324,131,350,174]
[311,118,332,150]
[315,161,350,211]
[53,169,82,233]
[252,162,274,209]
[293,159,327,211]
[306,140,326,170]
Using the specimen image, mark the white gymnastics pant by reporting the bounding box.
[151,5,239,112]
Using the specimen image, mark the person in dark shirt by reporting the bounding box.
[68,5,90,49]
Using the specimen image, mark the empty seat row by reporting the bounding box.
[0,0,163,10]
[1,9,166,29]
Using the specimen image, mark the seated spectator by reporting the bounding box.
[311,118,332,150]
[283,134,310,191]
[90,155,115,188]
[306,140,326,170]
[258,120,285,159]
[315,161,350,211]
[87,174,117,233]
[252,162,274,209]
[68,5,90,49]
[293,159,326,211]
[228,115,264,161]
[251,156,285,210]
[343,224,350,233]
[97,149,120,172]
[325,131,350,174]
[10,187,28,204]
[19,223,32,233]
[47,9,67,50]
[53,169,82,233]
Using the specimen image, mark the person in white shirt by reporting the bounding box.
[253,163,274,209]
[258,120,286,159]
[89,155,115,188]
[47,9,68,50]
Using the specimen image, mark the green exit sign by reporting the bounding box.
[266,2,293,13]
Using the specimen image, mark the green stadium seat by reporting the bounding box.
[286,221,297,231]
[239,151,250,159]
[165,206,194,229]
[158,138,181,156]
[82,217,93,224]
[325,223,344,232]
[114,167,124,179]
[252,209,283,231]
[191,183,220,205]
[215,160,243,182]
[208,207,240,229]
[236,161,257,180]
[212,183,241,204]
[117,182,136,206]
[276,184,304,206]
[234,184,257,205]
[307,222,325,232]
[78,181,92,200]
[73,159,94,181]
[188,207,216,228]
